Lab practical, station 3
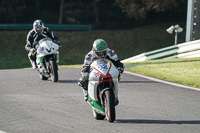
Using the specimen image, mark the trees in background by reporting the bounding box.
[116,0,178,20]
[0,0,26,23]
[0,0,187,29]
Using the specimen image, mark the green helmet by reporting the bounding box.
[93,39,108,58]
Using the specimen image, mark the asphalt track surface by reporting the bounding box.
[0,68,200,133]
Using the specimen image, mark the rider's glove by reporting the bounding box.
[53,40,61,46]
[28,48,37,60]
[30,48,36,53]
[117,67,124,74]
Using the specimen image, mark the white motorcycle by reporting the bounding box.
[87,58,119,123]
[35,38,59,82]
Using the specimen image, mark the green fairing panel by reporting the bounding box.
[88,95,105,113]
[56,54,59,59]
[37,58,44,62]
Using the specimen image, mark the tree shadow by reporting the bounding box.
[120,81,158,84]
[116,119,200,124]
[57,80,157,84]
[58,80,78,83]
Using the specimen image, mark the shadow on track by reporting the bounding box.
[116,119,200,124]
[120,81,158,84]
[58,80,78,83]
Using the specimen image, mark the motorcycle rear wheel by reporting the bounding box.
[49,59,58,82]
[104,90,116,123]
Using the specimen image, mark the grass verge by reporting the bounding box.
[59,64,82,68]
[0,22,185,69]
[125,57,200,88]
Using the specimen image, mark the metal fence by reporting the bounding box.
[192,0,200,40]
[122,39,200,63]
[0,24,92,31]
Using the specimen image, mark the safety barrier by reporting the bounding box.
[122,39,200,63]
[145,45,178,60]
[0,24,92,31]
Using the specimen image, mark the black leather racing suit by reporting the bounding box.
[25,27,60,66]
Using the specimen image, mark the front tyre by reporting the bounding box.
[49,59,58,82]
[104,90,116,123]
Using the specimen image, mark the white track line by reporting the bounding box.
[125,71,200,92]
[0,131,7,133]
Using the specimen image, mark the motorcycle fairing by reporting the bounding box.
[88,94,105,114]
[88,58,119,114]
[37,38,59,58]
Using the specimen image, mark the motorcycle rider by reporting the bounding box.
[25,20,60,70]
[78,39,124,105]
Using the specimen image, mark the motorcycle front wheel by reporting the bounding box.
[49,59,58,82]
[104,90,116,123]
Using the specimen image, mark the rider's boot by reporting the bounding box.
[83,89,88,101]
[78,76,89,102]
[30,60,38,70]
[40,62,47,73]
[114,86,119,106]
[115,98,119,106]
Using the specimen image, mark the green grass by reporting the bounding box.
[59,64,82,68]
[3,23,197,88]
[58,57,200,89]
[125,57,200,88]
[2,22,198,89]
[0,22,185,69]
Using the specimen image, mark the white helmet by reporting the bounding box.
[33,20,44,33]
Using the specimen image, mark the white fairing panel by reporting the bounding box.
[37,38,59,58]
[109,65,119,80]
[88,81,99,100]
[88,58,119,101]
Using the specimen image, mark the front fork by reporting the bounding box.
[37,52,59,73]
[36,57,47,73]
[99,82,114,108]
[56,51,59,64]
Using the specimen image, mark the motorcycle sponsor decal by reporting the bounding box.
[98,64,108,70]
[93,71,100,77]
[39,47,44,51]
[46,48,51,53]
[92,62,112,77]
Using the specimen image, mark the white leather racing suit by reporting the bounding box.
[78,48,124,94]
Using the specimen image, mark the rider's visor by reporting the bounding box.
[35,26,43,33]
[96,50,107,58]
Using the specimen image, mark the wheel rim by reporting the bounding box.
[104,94,110,120]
